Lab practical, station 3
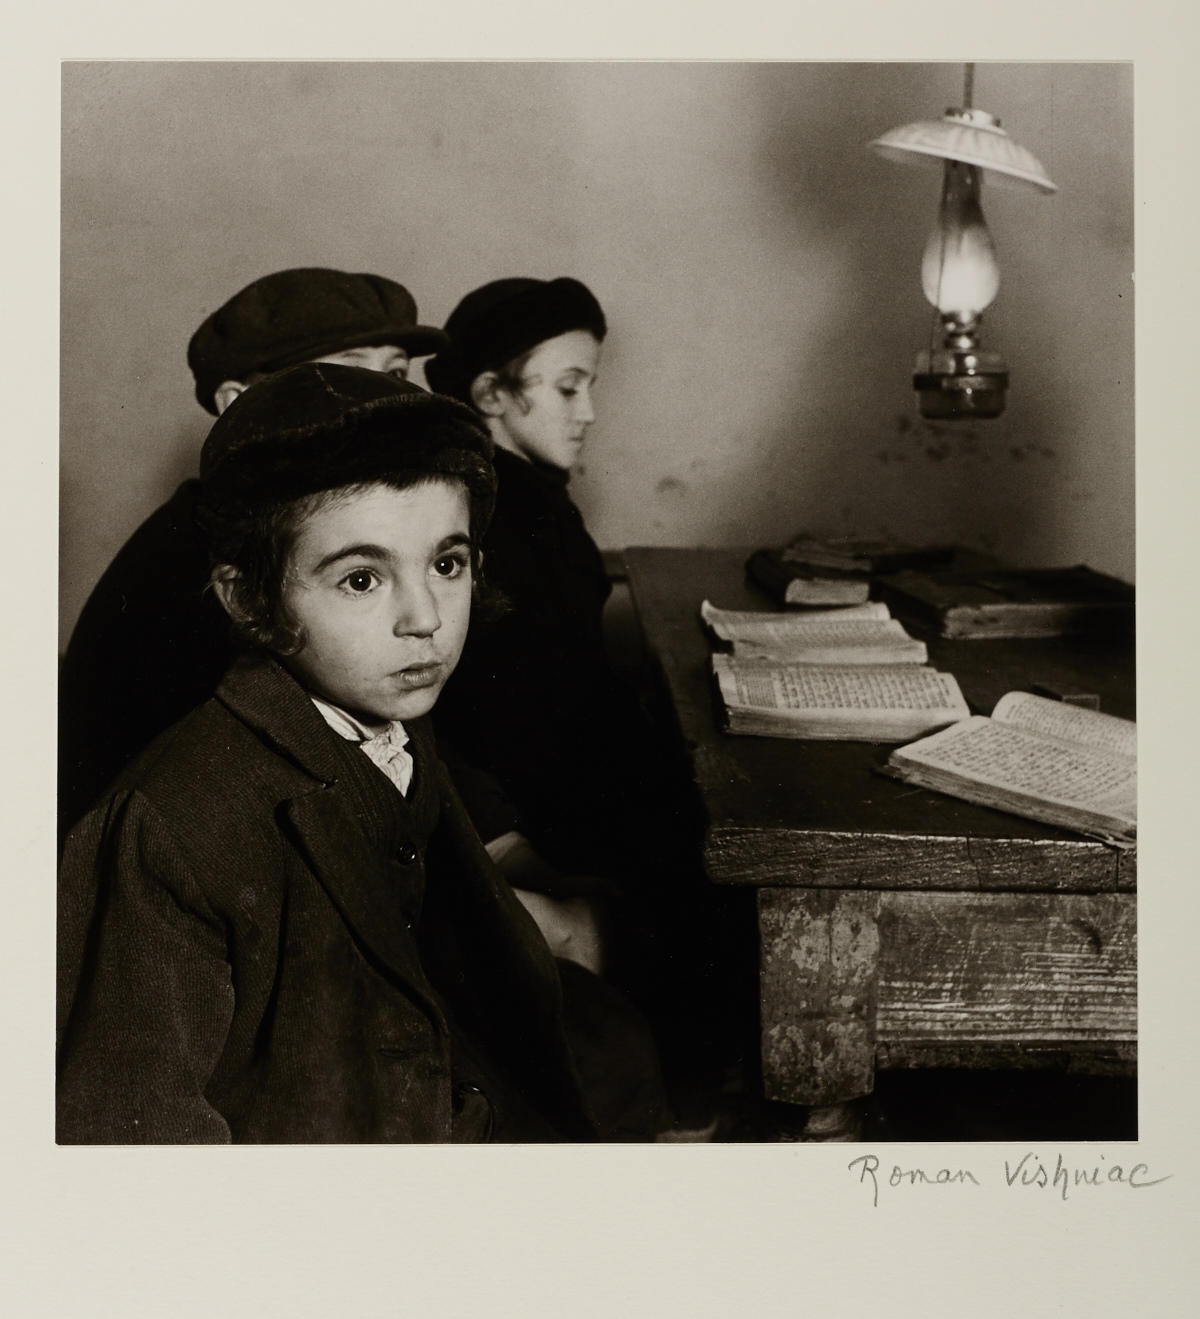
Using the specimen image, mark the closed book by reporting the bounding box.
[780,535,956,575]
[745,549,871,607]
[878,566,1135,640]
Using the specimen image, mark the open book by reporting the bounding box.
[712,654,970,741]
[879,691,1136,845]
[701,599,927,664]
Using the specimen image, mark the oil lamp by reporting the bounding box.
[870,67,1057,419]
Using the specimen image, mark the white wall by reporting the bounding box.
[60,62,1133,650]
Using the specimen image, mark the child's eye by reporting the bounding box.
[432,552,469,580]
[559,388,578,399]
[388,365,409,381]
[339,569,380,595]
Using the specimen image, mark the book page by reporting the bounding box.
[729,639,927,664]
[700,599,891,637]
[894,716,1137,819]
[991,691,1137,760]
[713,657,967,715]
[701,601,902,647]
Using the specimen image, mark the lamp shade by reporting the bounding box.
[870,108,1057,194]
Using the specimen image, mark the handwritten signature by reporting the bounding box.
[848,1152,1171,1207]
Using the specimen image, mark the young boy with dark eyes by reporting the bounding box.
[60,266,604,978]
[59,268,446,836]
[56,363,664,1143]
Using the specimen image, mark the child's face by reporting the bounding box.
[491,330,601,472]
[279,478,473,724]
[309,344,411,381]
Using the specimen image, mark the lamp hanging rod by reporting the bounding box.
[963,62,975,110]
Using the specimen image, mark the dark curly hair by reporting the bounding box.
[194,363,504,654]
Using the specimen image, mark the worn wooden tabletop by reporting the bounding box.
[625,548,1138,1109]
[624,547,1136,895]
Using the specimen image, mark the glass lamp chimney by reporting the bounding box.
[913,151,1008,418]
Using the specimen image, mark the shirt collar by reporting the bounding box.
[310,695,407,747]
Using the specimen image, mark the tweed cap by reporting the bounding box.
[424,277,606,403]
[198,363,496,536]
[188,268,449,414]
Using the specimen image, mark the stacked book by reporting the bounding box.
[701,600,969,742]
[746,534,954,607]
[876,565,1135,640]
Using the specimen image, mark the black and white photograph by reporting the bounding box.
[5,16,1196,1316]
[56,59,1137,1147]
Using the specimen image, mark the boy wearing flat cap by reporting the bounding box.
[59,268,447,834]
[57,364,665,1143]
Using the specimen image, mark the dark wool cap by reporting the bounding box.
[198,363,497,541]
[188,268,450,415]
[424,277,606,404]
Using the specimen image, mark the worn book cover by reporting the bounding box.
[877,565,1135,639]
[745,548,872,606]
[780,534,956,575]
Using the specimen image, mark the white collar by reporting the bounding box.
[310,695,407,747]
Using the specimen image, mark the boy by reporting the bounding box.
[57,363,661,1142]
[426,280,753,1120]
[59,268,447,833]
[61,267,606,977]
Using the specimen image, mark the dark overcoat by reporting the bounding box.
[58,479,227,834]
[434,448,703,876]
[57,655,596,1143]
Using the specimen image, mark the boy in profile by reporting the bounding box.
[57,364,662,1142]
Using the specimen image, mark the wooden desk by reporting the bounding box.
[624,548,1136,1130]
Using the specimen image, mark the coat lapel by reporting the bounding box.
[215,656,441,1014]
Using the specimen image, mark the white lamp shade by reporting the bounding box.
[870,108,1057,194]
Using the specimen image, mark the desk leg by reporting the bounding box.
[758,889,881,1115]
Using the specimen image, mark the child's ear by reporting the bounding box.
[213,380,249,415]
[209,564,244,622]
[469,372,505,417]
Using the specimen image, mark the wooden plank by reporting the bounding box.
[708,825,1123,892]
[876,1040,1136,1074]
[758,888,881,1107]
[757,887,1136,1105]
[874,891,1137,1043]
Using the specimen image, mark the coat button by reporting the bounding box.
[395,841,418,865]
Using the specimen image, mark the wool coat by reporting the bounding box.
[57,654,598,1144]
[58,480,229,833]
[434,448,704,878]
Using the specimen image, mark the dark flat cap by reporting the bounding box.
[187,268,449,414]
[198,362,496,533]
[424,277,606,403]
